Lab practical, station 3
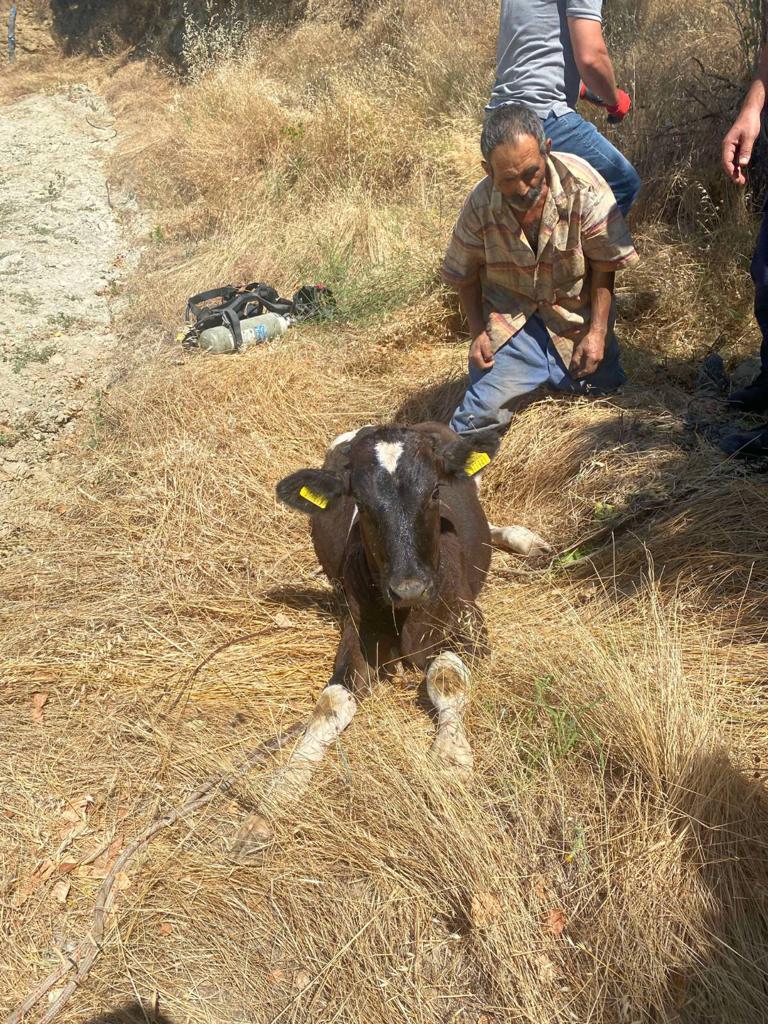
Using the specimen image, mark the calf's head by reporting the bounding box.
[276,425,498,608]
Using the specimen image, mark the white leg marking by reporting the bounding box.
[489,524,553,558]
[230,684,357,859]
[263,684,357,808]
[375,440,404,474]
[426,652,473,779]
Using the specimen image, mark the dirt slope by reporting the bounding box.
[0,84,137,551]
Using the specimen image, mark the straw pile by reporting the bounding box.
[2,331,768,1024]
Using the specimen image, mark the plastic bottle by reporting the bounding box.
[198,312,291,353]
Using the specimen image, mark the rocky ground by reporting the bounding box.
[0,84,139,552]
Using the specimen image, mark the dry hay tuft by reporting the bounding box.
[2,330,768,1024]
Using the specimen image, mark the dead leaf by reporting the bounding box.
[11,858,57,906]
[267,968,287,985]
[537,954,558,983]
[51,878,71,905]
[274,612,293,629]
[543,907,567,937]
[89,836,124,872]
[57,861,78,875]
[60,794,94,823]
[470,890,502,929]
[114,871,131,891]
[158,921,173,936]
[292,969,312,991]
[30,692,49,723]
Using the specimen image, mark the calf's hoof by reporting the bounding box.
[431,730,474,782]
[490,524,553,560]
[229,812,274,862]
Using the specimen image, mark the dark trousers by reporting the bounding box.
[751,205,768,373]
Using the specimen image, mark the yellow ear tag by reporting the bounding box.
[464,450,491,477]
[299,485,329,509]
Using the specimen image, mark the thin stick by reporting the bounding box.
[5,720,306,1024]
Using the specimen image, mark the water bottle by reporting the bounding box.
[198,312,291,353]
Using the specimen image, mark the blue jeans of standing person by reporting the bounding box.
[543,111,641,217]
[449,314,625,436]
[750,203,768,374]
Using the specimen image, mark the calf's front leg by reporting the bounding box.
[426,651,473,780]
[230,621,365,861]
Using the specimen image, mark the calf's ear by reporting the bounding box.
[276,468,346,514]
[437,426,501,478]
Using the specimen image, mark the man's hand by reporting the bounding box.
[569,332,605,379]
[469,331,494,371]
[606,89,631,122]
[722,109,762,185]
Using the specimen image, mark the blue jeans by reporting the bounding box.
[750,206,768,374]
[449,314,625,436]
[543,111,640,217]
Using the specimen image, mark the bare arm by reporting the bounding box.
[457,279,494,370]
[568,17,619,107]
[569,267,615,379]
[722,42,768,185]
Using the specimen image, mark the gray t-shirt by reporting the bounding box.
[488,0,603,118]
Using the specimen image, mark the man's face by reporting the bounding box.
[483,135,551,209]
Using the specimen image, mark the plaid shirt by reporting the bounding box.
[441,151,639,362]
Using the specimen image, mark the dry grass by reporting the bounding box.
[2,336,768,1023]
[2,1,768,1022]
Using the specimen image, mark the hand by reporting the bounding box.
[569,332,605,379]
[605,89,631,121]
[469,331,494,371]
[722,110,762,185]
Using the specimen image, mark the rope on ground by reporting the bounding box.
[5,719,307,1024]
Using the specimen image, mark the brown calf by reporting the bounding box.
[231,421,518,860]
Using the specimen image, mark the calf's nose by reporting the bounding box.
[388,577,428,604]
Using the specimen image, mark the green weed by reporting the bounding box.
[45,171,66,201]
[7,342,57,373]
[519,675,604,770]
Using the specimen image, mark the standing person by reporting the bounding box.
[720,41,768,456]
[443,104,639,441]
[488,0,640,216]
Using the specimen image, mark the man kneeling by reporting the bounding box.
[443,103,639,437]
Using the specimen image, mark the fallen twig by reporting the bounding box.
[5,720,306,1024]
[85,114,116,130]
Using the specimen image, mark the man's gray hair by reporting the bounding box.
[481,103,546,162]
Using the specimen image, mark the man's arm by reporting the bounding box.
[569,267,614,379]
[568,17,619,108]
[722,42,768,185]
[457,279,494,371]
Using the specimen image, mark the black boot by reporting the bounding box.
[728,369,768,412]
[719,423,768,457]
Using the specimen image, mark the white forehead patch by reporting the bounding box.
[330,427,362,450]
[375,440,404,474]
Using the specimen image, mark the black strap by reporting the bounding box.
[185,286,239,322]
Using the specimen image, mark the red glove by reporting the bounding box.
[606,89,632,121]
